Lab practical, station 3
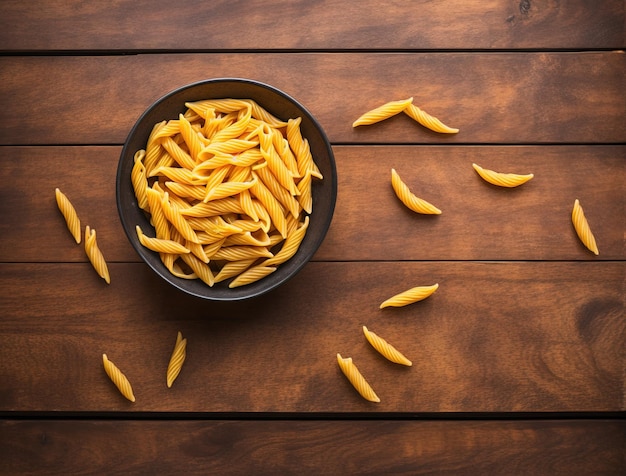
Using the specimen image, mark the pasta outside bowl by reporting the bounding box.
[116,78,337,301]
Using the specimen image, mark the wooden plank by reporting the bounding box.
[0,0,623,51]
[0,419,624,474]
[0,52,624,145]
[1,146,623,263]
[0,262,622,413]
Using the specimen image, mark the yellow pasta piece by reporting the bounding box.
[571,199,599,255]
[55,188,81,244]
[102,354,135,402]
[85,226,110,284]
[472,163,534,188]
[380,283,439,309]
[403,103,459,134]
[166,331,187,388]
[263,216,309,267]
[336,353,380,403]
[228,265,277,288]
[362,326,412,366]
[136,225,190,254]
[131,150,149,210]
[390,168,441,215]
[352,97,414,127]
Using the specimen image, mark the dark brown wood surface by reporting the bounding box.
[1,419,624,475]
[1,0,624,473]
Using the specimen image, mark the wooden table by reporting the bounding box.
[1,1,624,474]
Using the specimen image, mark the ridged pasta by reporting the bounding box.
[228,265,277,288]
[102,353,135,402]
[380,283,439,309]
[390,168,441,215]
[571,199,599,255]
[472,163,534,188]
[131,98,322,288]
[336,353,380,403]
[403,103,459,134]
[85,226,111,284]
[55,188,82,244]
[352,97,414,127]
[166,331,187,388]
[362,326,412,366]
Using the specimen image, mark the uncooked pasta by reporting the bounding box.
[166,331,187,388]
[336,353,380,403]
[362,326,412,366]
[55,188,81,244]
[571,199,599,255]
[380,283,439,309]
[472,163,534,188]
[102,354,135,402]
[131,98,323,288]
[352,97,414,127]
[403,103,459,134]
[390,168,441,215]
[85,225,111,284]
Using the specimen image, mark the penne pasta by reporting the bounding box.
[352,97,414,127]
[166,331,187,388]
[85,225,111,284]
[102,354,135,402]
[571,199,599,255]
[55,188,82,244]
[390,168,441,215]
[380,283,439,309]
[403,103,459,134]
[363,326,412,366]
[472,163,534,188]
[336,353,380,403]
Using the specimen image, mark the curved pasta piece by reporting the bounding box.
[228,265,277,288]
[572,199,599,255]
[85,226,111,284]
[102,354,135,402]
[55,188,81,244]
[403,103,459,134]
[336,353,380,403]
[136,225,190,254]
[352,97,414,127]
[362,326,412,366]
[131,150,149,210]
[380,283,439,309]
[472,163,534,188]
[390,169,441,215]
[166,331,187,388]
[263,216,309,267]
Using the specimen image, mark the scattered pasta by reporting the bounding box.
[362,326,412,366]
[102,353,135,402]
[85,225,110,284]
[352,97,414,127]
[166,331,187,388]
[380,283,439,309]
[403,103,459,134]
[472,163,534,188]
[55,188,81,244]
[336,353,380,403]
[131,98,323,288]
[571,199,599,255]
[390,168,441,215]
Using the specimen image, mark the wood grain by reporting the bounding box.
[0,0,623,51]
[0,261,622,413]
[0,419,624,475]
[1,145,623,263]
[0,52,624,145]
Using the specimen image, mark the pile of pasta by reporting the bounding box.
[130,98,323,288]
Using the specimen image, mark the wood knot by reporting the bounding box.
[519,0,531,15]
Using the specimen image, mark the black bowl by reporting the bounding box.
[116,78,337,301]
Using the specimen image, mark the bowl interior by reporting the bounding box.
[116,78,337,301]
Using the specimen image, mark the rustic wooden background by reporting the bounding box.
[0,1,624,474]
